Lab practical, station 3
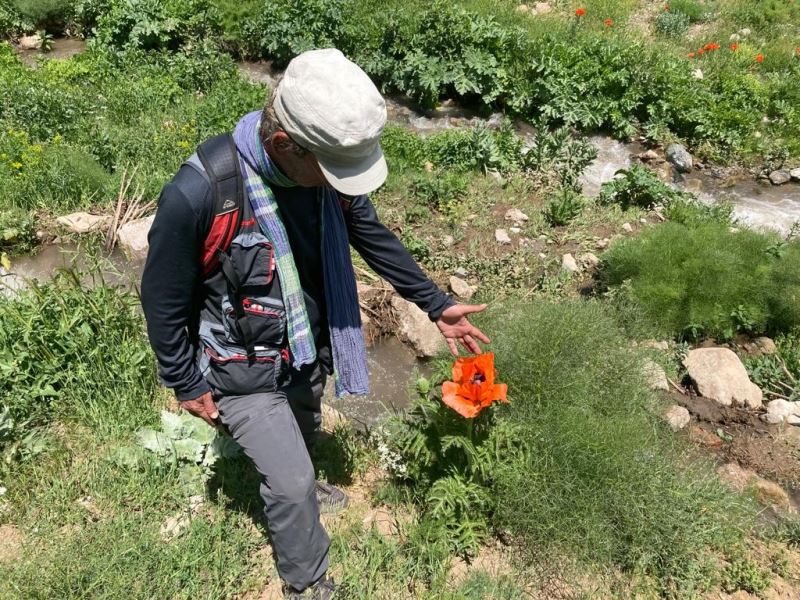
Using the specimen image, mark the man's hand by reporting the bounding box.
[181,391,219,427]
[436,303,491,356]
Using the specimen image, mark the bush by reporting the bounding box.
[602,222,800,340]
[11,0,74,32]
[544,188,583,226]
[386,300,751,594]
[0,207,37,254]
[0,269,158,468]
[654,10,691,37]
[598,165,688,210]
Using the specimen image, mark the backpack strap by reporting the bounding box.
[193,134,244,277]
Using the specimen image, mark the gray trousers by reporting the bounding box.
[214,365,329,591]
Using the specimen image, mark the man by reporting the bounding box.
[141,48,489,599]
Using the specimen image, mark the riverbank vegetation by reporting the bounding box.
[2,1,800,598]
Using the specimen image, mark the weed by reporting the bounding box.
[723,557,771,594]
[598,165,688,210]
[410,170,468,214]
[545,188,584,226]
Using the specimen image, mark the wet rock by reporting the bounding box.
[449,276,476,300]
[116,215,154,261]
[579,252,600,270]
[666,144,693,173]
[56,212,111,234]
[18,34,41,50]
[561,253,579,273]
[622,222,634,233]
[768,170,791,185]
[683,348,763,409]
[683,178,704,193]
[390,296,445,358]
[504,208,529,225]
[652,161,673,183]
[636,149,660,162]
[761,399,800,425]
[664,405,690,431]
[495,229,512,245]
[716,463,791,510]
[790,167,800,182]
[644,360,669,391]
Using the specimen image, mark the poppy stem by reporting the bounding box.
[467,416,474,444]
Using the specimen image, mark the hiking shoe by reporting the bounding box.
[283,574,336,599]
[315,480,348,515]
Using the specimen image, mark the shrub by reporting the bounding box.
[11,0,74,32]
[544,188,583,226]
[386,300,750,594]
[0,269,159,468]
[410,171,468,214]
[521,121,597,191]
[598,165,688,210]
[654,10,691,37]
[602,222,800,340]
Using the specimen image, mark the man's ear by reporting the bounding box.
[270,130,294,154]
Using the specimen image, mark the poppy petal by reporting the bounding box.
[442,381,481,418]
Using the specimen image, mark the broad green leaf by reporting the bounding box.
[172,438,204,463]
[137,427,171,455]
[160,410,185,439]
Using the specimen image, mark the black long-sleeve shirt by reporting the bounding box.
[141,164,454,401]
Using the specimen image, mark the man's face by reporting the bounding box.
[268,131,329,188]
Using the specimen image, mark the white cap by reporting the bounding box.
[273,48,388,196]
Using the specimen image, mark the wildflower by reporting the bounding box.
[604,18,613,27]
[10,162,22,169]
[730,43,738,51]
[755,54,764,63]
[697,49,705,55]
[441,353,508,419]
[575,7,585,17]
[688,52,695,58]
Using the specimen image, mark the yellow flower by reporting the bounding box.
[11,162,22,169]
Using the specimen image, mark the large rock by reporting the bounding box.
[495,229,512,245]
[18,34,41,50]
[579,252,600,270]
[683,348,763,409]
[116,215,154,261]
[561,253,579,273]
[390,296,445,358]
[56,212,111,234]
[790,167,800,182]
[504,208,529,225]
[768,170,791,185]
[665,143,693,173]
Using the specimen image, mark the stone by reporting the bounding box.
[449,276,476,300]
[652,161,673,183]
[538,253,547,259]
[738,28,751,37]
[644,360,669,391]
[789,167,800,182]
[639,218,648,224]
[637,149,660,162]
[453,267,469,278]
[18,34,41,50]
[642,340,670,351]
[754,336,777,355]
[424,161,434,173]
[595,238,610,250]
[441,234,455,247]
[390,296,445,358]
[683,348,763,409]
[579,252,600,269]
[509,227,521,234]
[622,222,634,233]
[664,405,690,431]
[505,208,529,225]
[665,143,693,173]
[561,253,579,273]
[116,215,154,261]
[692,69,704,80]
[56,212,111,234]
[768,170,791,185]
[761,399,800,425]
[495,229,512,245]
[717,463,791,509]
[787,414,800,426]
[534,2,552,14]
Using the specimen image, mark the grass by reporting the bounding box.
[602,222,800,340]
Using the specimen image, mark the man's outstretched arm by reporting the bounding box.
[345,194,489,354]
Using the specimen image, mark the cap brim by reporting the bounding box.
[316,145,388,197]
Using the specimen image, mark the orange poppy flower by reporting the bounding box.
[755,53,764,63]
[697,49,705,55]
[730,43,738,51]
[688,52,695,58]
[604,19,613,27]
[575,8,586,17]
[441,353,508,419]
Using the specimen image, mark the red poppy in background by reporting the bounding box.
[730,43,739,51]
[575,8,586,17]
[604,18,613,27]
[441,353,508,418]
[756,53,764,63]
[688,52,696,58]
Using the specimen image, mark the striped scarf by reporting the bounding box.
[233,111,369,397]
